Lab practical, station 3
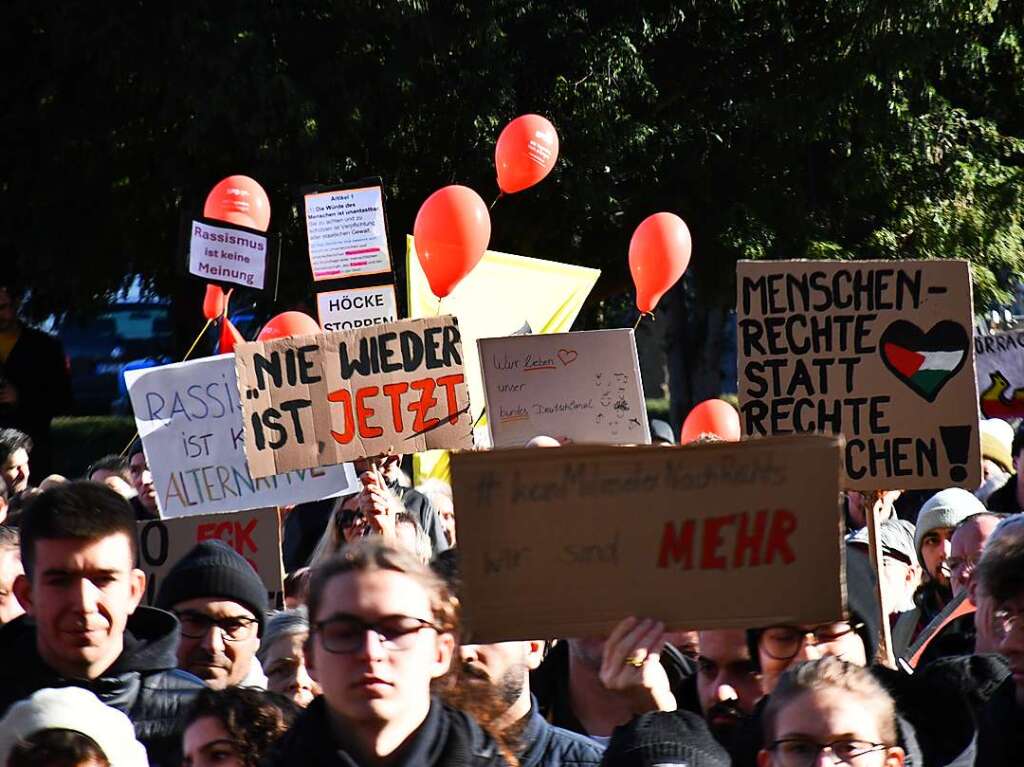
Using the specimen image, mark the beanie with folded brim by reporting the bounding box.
[155,539,268,635]
[913,488,987,569]
[0,687,148,767]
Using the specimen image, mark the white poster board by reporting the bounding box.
[975,329,1024,419]
[317,285,398,332]
[126,355,358,518]
[478,329,650,447]
[303,185,391,280]
[188,221,268,289]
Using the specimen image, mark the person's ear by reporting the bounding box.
[885,746,906,766]
[13,572,33,615]
[128,569,146,613]
[524,640,546,671]
[756,749,772,767]
[305,635,320,682]
[431,632,456,679]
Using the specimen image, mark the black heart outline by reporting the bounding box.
[878,320,969,403]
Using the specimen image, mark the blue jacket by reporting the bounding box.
[519,698,605,767]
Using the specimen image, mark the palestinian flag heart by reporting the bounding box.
[879,320,969,402]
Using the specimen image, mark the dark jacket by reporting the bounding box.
[974,676,1024,767]
[985,474,1023,515]
[0,607,203,767]
[394,482,449,554]
[282,497,336,570]
[263,695,507,766]
[519,697,605,767]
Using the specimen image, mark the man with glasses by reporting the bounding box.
[156,540,268,689]
[948,512,1002,599]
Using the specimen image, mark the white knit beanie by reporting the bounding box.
[0,687,148,767]
[914,488,987,568]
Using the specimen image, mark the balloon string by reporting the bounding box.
[119,318,214,458]
[632,312,655,330]
[437,297,443,316]
[490,192,505,210]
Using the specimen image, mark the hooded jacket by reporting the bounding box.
[262,695,507,766]
[518,696,605,767]
[0,606,203,767]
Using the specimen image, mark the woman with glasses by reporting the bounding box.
[758,656,905,767]
[751,619,870,695]
[263,539,511,766]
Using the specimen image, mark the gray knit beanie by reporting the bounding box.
[913,488,986,568]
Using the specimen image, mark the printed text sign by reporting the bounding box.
[304,186,391,280]
[974,329,1024,420]
[188,220,267,289]
[451,437,845,642]
[126,356,357,517]
[235,315,473,478]
[479,329,650,447]
[736,260,980,490]
[317,284,398,332]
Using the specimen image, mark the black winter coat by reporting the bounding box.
[974,676,1024,767]
[262,696,507,767]
[0,607,203,767]
[519,697,604,767]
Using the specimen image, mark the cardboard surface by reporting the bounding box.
[188,220,268,289]
[304,185,391,280]
[451,436,845,642]
[479,329,650,447]
[126,355,357,517]
[974,329,1024,419]
[737,260,980,490]
[235,315,473,478]
[137,508,284,607]
[317,284,398,332]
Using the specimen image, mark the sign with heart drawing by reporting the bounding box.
[478,329,650,448]
[736,260,980,489]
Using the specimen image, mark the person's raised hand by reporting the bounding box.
[598,616,677,713]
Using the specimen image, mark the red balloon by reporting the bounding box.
[495,114,560,194]
[257,311,321,341]
[219,317,244,354]
[204,175,271,232]
[202,285,226,321]
[680,399,741,444]
[628,212,692,314]
[413,185,491,299]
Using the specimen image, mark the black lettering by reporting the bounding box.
[377,332,402,373]
[399,330,424,371]
[297,345,321,384]
[253,351,282,390]
[280,399,312,444]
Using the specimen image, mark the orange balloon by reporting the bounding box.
[219,317,244,354]
[628,212,692,313]
[413,185,491,299]
[257,311,321,341]
[202,285,226,321]
[204,175,271,232]
[495,114,559,194]
[680,399,740,444]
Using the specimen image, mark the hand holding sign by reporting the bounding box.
[599,616,677,714]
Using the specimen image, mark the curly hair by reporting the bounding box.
[183,687,298,767]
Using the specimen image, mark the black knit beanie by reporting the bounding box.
[155,540,267,635]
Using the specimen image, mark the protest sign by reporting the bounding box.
[235,315,473,478]
[137,508,284,608]
[451,436,844,642]
[974,328,1024,419]
[188,220,268,289]
[737,260,980,490]
[478,329,650,447]
[126,355,357,517]
[317,284,398,332]
[304,184,391,281]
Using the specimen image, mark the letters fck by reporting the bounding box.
[196,518,259,558]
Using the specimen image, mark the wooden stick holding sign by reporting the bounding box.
[865,494,896,669]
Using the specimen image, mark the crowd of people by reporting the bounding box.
[1,273,1024,767]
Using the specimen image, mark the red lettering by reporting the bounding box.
[408,378,439,434]
[382,382,408,431]
[436,374,464,423]
[328,388,355,444]
[233,520,257,553]
[355,386,383,438]
[214,521,232,542]
[657,520,695,569]
[733,510,768,567]
[765,509,797,565]
[700,515,736,570]
[196,523,215,542]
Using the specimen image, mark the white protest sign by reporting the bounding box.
[304,185,391,280]
[317,285,398,332]
[974,329,1024,420]
[188,221,268,289]
[478,329,650,447]
[126,355,358,518]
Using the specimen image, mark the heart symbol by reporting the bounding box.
[878,320,969,403]
[557,348,578,366]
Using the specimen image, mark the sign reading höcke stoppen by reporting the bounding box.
[188,220,268,289]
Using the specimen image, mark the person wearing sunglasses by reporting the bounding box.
[758,655,905,767]
[263,539,509,766]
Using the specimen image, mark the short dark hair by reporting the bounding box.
[128,439,145,460]
[19,481,138,578]
[978,531,1024,604]
[8,729,109,767]
[183,687,298,767]
[0,525,19,550]
[0,429,32,464]
[1013,424,1024,460]
[84,454,130,482]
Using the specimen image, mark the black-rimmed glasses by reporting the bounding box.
[312,615,439,654]
[760,622,864,661]
[768,738,888,765]
[175,610,259,642]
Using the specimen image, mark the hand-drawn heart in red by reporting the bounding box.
[558,349,578,366]
[878,320,969,403]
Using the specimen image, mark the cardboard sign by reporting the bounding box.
[737,260,980,490]
[304,185,391,280]
[974,329,1024,419]
[137,508,284,608]
[317,284,398,332]
[451,437,845,642]
[188,220,268,289]
[478,329,650,447]
[235,315,473,478]
[126,355,358,517]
